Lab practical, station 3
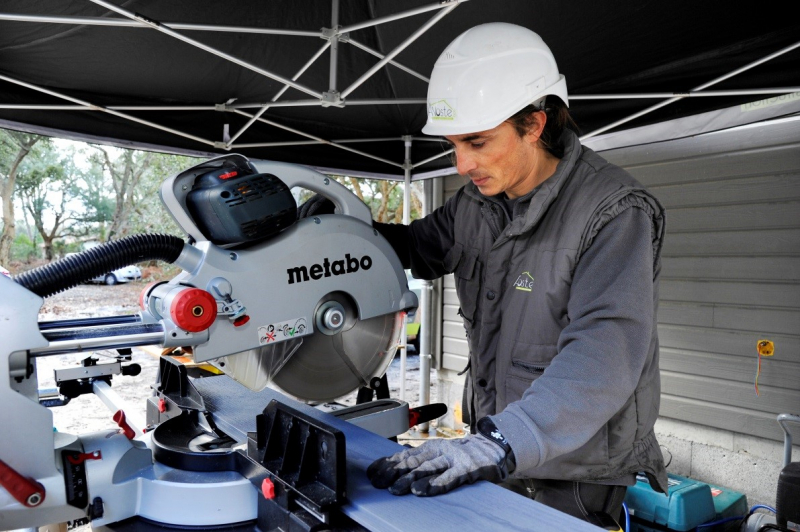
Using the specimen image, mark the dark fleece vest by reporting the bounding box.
[445,130,668,492]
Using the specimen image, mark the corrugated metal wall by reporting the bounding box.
[439,118,800,443]
[440,173,470,373]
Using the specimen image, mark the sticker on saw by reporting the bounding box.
[258,318,309,345]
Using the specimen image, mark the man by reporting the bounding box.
[365,23,669,523]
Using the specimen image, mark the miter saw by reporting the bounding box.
[0,154,425,531]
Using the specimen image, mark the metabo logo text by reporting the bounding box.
[514,271,534,292]
[428,99,455,121]
[287,254,372,284]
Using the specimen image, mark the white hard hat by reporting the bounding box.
[421,23,568,136]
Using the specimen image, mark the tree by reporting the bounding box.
[16,153,80,261]
[330,175,423,223]
[0,130,45,265]
[93,146,155,241]
[84,147,199,241]
[124,152,198,236]
[70,148,197,242]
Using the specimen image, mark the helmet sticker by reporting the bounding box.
[428,99,456,121]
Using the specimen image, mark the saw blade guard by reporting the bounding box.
[270,291,406,403]
[213,297,405,402]
[161,155,417,403]
[212,337,305,393]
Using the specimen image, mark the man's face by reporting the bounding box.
[444,120,540,199]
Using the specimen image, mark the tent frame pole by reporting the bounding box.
[340,4,459,99]
[0,73,215,147]
[329,0,340,97]
[225,42,331,147]
[5,89,800,113]
[581,39,800,140]
[87,0,322,99]
[339,1,463,34]
[0,13,320,36]
[347,38,431,83]
[231,109,404,168]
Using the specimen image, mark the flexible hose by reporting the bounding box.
[750,504,777,514]
[622,502,630,532]
[14,234,186,298]
[696,515,745,529]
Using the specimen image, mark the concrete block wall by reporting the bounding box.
[435,369,798,507]
[655,418,799,507]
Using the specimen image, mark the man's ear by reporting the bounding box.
[524,110,547,145]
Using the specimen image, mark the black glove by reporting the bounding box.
[297,193,335,219]
[367,418,513,497]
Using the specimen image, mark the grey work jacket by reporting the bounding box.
[404,130,669,493]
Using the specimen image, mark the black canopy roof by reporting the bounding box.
[1,1,799,176]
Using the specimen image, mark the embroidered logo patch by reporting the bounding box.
[513,271,534,292]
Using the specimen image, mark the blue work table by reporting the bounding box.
[194,375,601,532]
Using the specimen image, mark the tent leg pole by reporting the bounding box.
[417,168,433,432]
[398,136,413,402]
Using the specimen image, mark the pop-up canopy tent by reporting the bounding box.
[1,0,799,180]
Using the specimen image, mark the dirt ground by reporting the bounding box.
[36,281,437,437]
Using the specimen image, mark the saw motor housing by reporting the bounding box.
[185,162,297,246]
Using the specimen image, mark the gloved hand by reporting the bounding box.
[297,193,335,219]
[366,432,511,497]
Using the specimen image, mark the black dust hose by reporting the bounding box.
[14,234,186,298]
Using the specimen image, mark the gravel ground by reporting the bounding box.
[35,282,437,437]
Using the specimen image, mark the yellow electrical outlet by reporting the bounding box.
[754,339,774,396]
[757,340,774,357]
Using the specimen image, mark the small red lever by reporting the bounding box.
[0,458,46,507]
[113,410,136,440]
[66,450,103,466]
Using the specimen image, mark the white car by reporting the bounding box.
[91,264,142,285]
[65,252,142,285]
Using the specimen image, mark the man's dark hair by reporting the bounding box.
[506,96,579,158]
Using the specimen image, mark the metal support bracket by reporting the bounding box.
[321,91,344,107]
[321,28,350,43]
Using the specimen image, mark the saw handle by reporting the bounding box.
[0,458,45,507]
[251,160,373,225]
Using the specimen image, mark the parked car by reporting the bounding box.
[91,264,142,285]
[65,253,142,285]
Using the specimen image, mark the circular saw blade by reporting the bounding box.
[271,310,403,402]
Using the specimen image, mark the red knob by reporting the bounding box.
[170,288,217,332]
[0,459,46,507]
[113,410,136,440]
[261,478,275,499]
